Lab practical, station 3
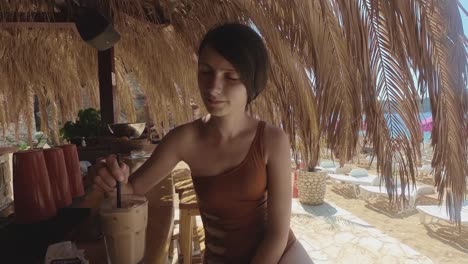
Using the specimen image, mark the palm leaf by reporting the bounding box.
[330,0,421,207]
[0,0,466,225]
[419,0,468,226]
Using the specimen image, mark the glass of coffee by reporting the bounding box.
[100,194,148,264]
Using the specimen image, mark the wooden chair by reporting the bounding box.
[173,169,194,198]
[178,188,203,264]
[170,169,205,264]
[170,220,205,264]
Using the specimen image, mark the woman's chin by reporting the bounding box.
[205,105,228,117]
[207,109,227,117]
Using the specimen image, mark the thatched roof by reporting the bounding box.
[1,0,467,224]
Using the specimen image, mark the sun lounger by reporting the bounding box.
[416,203,468,225]
[359,185,435,209]
[318,167,336,173]
[317,160,337,172]
[317,160,341,173]
[318,164,353,174]
[328,169,380,186]
[328,169,380,197]
[319,160,336,168]
[335,165,353,174]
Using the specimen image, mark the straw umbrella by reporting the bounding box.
[0,0,466,225]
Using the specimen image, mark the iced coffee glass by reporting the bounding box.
[100,194,148,264]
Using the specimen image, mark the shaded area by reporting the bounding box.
[0,207,90,263]
[294,201,373,230]
[298,201,338,217]
[423,224,468,254]
[331,184,359,200]
[364,200,417,219]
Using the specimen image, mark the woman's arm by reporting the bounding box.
[93,123,189,195]
[128,125,187,195]
[251,126,292,264]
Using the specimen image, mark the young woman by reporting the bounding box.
[93,23,313,264]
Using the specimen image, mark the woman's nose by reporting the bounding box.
[207,74,223,94]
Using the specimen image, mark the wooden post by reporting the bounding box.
[97,47,118,124]
[97,0,119,125]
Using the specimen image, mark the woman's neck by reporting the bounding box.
[204,112,253,141]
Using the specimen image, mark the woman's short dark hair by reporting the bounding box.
[198,23,269,105]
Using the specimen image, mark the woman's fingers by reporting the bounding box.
[100,166,117,188]
[94,162,117,192]
[119,162,130,184]
[106,155,126,182]
[92,154,129,193]
[93,176,114,193]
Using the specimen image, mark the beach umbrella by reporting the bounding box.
[421,117,433,132]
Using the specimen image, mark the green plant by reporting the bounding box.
[5,132,49,150]
[33,132,48,148]
[6,138,29,151]
[60,108,103,140]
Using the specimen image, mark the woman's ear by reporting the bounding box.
[245,103,251,113]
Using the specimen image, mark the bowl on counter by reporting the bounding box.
[107,123,146,139]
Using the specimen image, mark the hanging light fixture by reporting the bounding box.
[74,6,120,51]
[55,0,121,51]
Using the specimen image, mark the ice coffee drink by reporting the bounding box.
[100,194,148,264]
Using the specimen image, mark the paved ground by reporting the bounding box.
[170,197,433,263]
[290,199,433,264]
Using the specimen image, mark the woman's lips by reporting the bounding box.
[207,98,226,106]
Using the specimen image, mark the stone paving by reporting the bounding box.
[290,199,433,264]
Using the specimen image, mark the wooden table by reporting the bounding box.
[75,175,175,264]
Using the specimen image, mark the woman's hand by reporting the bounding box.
[91,124,187,196]
[92,154,130,193]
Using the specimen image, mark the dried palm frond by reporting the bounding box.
[0,0,466,225]
[358,0,423,207]
[418,0,468,226]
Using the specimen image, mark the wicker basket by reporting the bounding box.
[297,168,327,205]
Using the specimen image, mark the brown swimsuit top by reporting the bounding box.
[192,121,296,264]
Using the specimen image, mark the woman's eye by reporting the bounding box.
[199,69,212,75]
[226,75,240,81]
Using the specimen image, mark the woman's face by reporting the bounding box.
[197,46,248,117]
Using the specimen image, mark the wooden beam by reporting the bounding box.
[0,12,79,35]
[0,12,73,24]
[98,48,118,124]
[0,8,170,29]
[0,21,74,29]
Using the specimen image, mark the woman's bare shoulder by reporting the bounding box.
[160,120,201,160]
[167,119,201,141]
[262,122,290,160]
[263,122,289,144]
